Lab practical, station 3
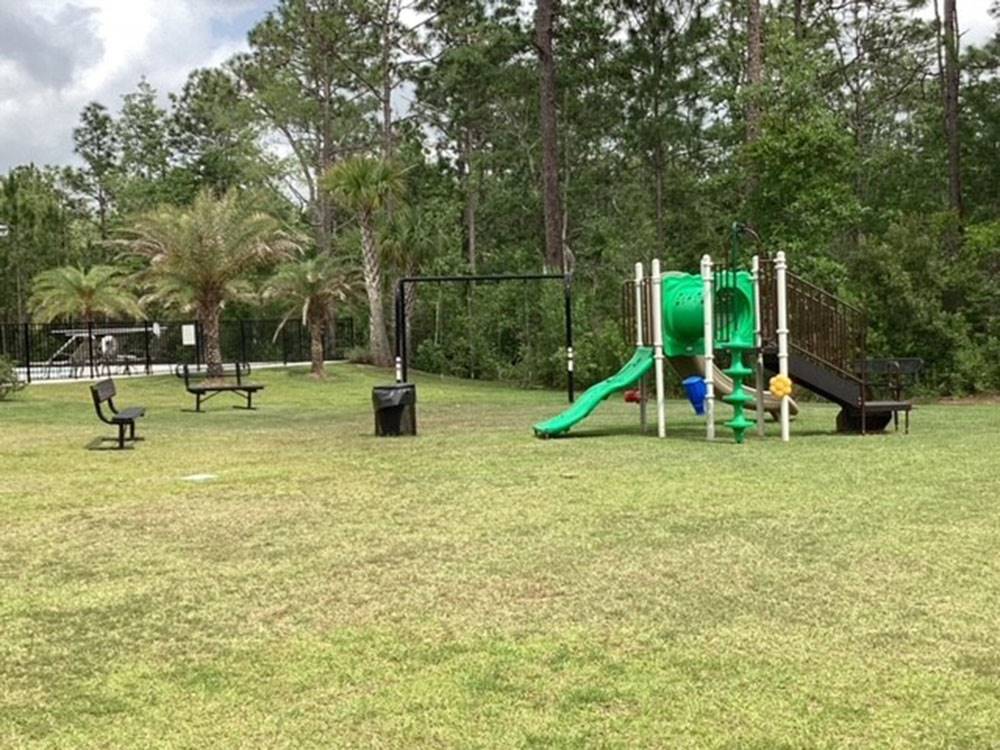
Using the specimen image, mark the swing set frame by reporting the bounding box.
[393,274,575,403]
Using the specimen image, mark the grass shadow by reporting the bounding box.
[544,423,856,442]
[85,436,136,451]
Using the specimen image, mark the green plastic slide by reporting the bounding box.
[533,347,654,438]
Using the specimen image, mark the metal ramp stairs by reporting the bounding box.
[757,263,913,433]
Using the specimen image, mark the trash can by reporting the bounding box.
[682,375,707,415]
[372,383,417,436]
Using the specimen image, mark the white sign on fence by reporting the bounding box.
[181,324,197,346]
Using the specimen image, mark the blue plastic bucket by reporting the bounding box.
[682,375,707,415]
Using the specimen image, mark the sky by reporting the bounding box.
[0,0,997,173]
[0,0,273,172]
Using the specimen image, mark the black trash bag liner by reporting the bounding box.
[372,384,417,436]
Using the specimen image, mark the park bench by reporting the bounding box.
[853,357,924,433]
[175,363,264,412]
[90,379,145,449]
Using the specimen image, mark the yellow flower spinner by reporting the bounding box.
[769,374,793,398]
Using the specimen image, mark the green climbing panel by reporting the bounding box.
[659,267,758,443]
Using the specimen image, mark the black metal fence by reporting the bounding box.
[0,317,356,382]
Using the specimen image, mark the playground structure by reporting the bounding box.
[534,224,914,441]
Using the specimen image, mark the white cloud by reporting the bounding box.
[0,0,271,171]
[961,0,998,47]
[919,0,996,47]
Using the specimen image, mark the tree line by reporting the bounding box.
[1,0,998,392]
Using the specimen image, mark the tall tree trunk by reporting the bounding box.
[462,129,479,273]
[745,0,765,205]
[15,271,24,326]
[649,8,665,251]
[535,0,563,271]
[199,298,223,378]
[465,184,478,273]
[942,0,963,220]
[328,308,338,359]
[308,311,326,378]
[317,78,336,255]
[98,191,108,240]
[358,218,392,367]
[746,0,764,146]
[653,141,665,248]
[404,281,417,360]
[381,0,394,161]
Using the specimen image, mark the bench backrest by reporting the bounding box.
[855,358,924,376]
[91,378,116,404]
[90,379,118,423]
[176,363,249,386]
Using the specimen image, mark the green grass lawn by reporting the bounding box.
[2,364,999,748]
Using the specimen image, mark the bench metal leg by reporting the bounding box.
[196,393,202,412]
[118,423,126,449]
[233,390,256,410]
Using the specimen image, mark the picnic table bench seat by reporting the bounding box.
[175,363,264,412]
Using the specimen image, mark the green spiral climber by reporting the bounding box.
[713,224,758,443]
[721,343,755,443]
[713,260,756,443]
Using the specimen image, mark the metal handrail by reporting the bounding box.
[759,261,869,418]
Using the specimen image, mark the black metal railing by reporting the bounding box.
[758,262,867,385]
[0,317,356,382]
[621,277,656,347]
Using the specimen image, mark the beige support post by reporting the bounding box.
[701,254,715,441]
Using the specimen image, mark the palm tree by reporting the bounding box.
[323,156,403,368]
[121,190,299,376]
[382,204,437,356]
[265,255,359,378]
[30,265,143,324]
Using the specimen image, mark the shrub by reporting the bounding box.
[345,346,375,365]
[0,355,26,400]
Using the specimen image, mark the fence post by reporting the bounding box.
[195,321,202,371]
[395,282,406,383]
[239,320,248,365]
[860,320,867,436]
[701,255,715,441]
[651,260,666,438]
[143,321,152,375]
[775,251,791,443]
[633,264,645,431]
[22,323,31,383]
[752,255,765,437]
[564,274,574,403]
[87,321,95,379]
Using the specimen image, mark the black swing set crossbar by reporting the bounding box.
[394,273,575,403]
